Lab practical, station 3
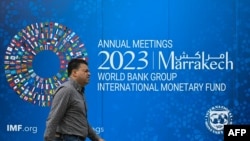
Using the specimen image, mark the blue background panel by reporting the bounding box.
[0,0,250,141]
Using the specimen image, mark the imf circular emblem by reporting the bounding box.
[205,105,233,134]
[4,22,88,106]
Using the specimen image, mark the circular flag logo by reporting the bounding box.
[4,22,88,106]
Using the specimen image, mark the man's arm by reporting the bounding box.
[87,123,105,141]
[44,86,70,141]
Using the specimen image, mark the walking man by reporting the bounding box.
[44,58,104,141]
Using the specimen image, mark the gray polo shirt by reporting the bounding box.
[44,78,99,141]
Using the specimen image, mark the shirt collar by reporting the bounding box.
[69,78,84,93]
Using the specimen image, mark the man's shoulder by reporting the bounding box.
[53,81,74,95]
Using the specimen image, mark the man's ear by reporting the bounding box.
[71,69,77,77]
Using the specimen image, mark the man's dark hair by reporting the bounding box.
[67,58,88,77]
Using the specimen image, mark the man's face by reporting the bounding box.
[73,63,90,86]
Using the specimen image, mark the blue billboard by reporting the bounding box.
[0,0,250,141]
